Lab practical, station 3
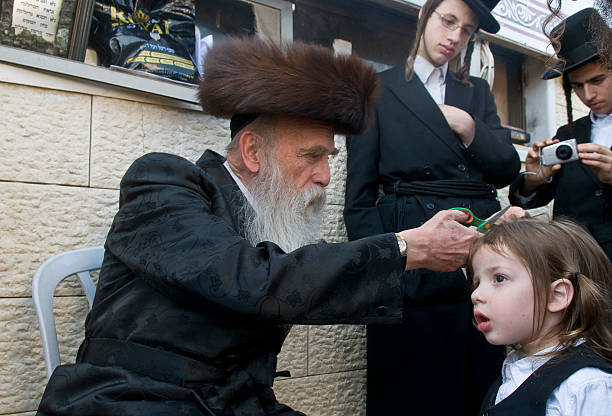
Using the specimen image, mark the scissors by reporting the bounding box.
[448,205,511,233]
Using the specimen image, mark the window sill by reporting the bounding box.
[0,45,202,110]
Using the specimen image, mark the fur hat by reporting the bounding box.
[198,37,378,136]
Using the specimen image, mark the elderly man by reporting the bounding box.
[36,38,482,415]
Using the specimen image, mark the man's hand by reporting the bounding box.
[398,210,481,272]
[519,139,562,195]
[578,142,612,185]
[488,206,527,224]
[438,104,476,146]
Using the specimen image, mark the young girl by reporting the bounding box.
[467,218,612,415]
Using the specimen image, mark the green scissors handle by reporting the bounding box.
[448,207,492,233]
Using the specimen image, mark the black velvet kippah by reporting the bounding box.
[230,114,259,138]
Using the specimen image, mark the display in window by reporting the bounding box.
[89,0,198,84]
[12,0,62,42]
[0,0,83,57]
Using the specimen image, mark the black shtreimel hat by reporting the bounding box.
[542,8,601,80]
[463,0,501,34]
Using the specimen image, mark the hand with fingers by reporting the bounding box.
[577,142,612,185]
[438,104,476,147]
[397,210,481,272]
[520,139,562,195]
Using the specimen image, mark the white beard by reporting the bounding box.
[242,157,326,252]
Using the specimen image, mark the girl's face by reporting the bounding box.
[470,245,541,354]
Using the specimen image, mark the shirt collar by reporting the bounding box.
[223,160,258,213]
[590,110,612,125]
[414,54,448,85]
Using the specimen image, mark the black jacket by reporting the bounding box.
[37,150,406,416]
[509,116,612,260]
[343,63,520,415]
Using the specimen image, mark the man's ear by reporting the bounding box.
[548,279,574,313]
[239,131,261,174]
[418,7,423,19]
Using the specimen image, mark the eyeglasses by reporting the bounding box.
[433,10,476,39]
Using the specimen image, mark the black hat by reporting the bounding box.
[463,0,500,34]
[541,8,602,80]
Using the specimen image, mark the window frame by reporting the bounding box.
[0,0,293,104]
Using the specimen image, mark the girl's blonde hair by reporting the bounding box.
[466,218,612,363]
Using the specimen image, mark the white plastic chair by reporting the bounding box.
[32,246,105,380]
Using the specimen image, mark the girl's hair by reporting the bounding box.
[405,0,475,86]
[466,218,612,363]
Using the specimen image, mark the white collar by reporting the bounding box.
[590,111,612,125]
[413,54,448,85]
[223,160,258,214]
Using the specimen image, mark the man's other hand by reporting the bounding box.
[578,142,612,185]
[398,210,481,272]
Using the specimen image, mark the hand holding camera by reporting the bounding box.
[576,142,612,185]
[540,139,579,166]
[518,139,563,196]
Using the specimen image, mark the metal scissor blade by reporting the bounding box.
[485,205,511,225]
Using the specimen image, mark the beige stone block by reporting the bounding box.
[327,135,348,206]
[277,325,308,378]
[0,182,116,298]
[142,103,229,161]
[308,325,366,375]
[320,204,348,244]
[0,83,91,185]
[91,96,230,189]
[0,296,88,414]
[4,413,36,416]
[90,97,147,189]
[274,369,366,416]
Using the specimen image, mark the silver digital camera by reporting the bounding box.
[540,139,579,166]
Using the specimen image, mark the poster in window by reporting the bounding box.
[0,0,94,60]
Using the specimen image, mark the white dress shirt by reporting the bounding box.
[223,160,257,213]
[590,111,612,149]
[495,343,612,415]
[413,54,448,104]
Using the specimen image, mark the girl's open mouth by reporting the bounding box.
[474,311,491,332]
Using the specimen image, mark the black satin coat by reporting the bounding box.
[344,63,520,415]
[37,150,406,416]
[510,116,612,261]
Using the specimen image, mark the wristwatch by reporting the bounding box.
[395,233,407,256]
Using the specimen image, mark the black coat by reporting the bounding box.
[37,150,406,416]
[509,116,612,260]
[344,63,520,415]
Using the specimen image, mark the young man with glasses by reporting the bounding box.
[344,0,519,414]
[511,8,612,263]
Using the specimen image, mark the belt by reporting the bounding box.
[382,179,496,199]
[78,337,228,386]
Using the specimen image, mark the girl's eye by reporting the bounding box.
[495,274,507,283]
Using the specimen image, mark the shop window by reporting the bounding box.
[490,44,526,134]
[0,0,93,59]
[292,0,417,71]
[0,0,291,101]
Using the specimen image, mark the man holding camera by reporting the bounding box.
[511,8,612,261]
